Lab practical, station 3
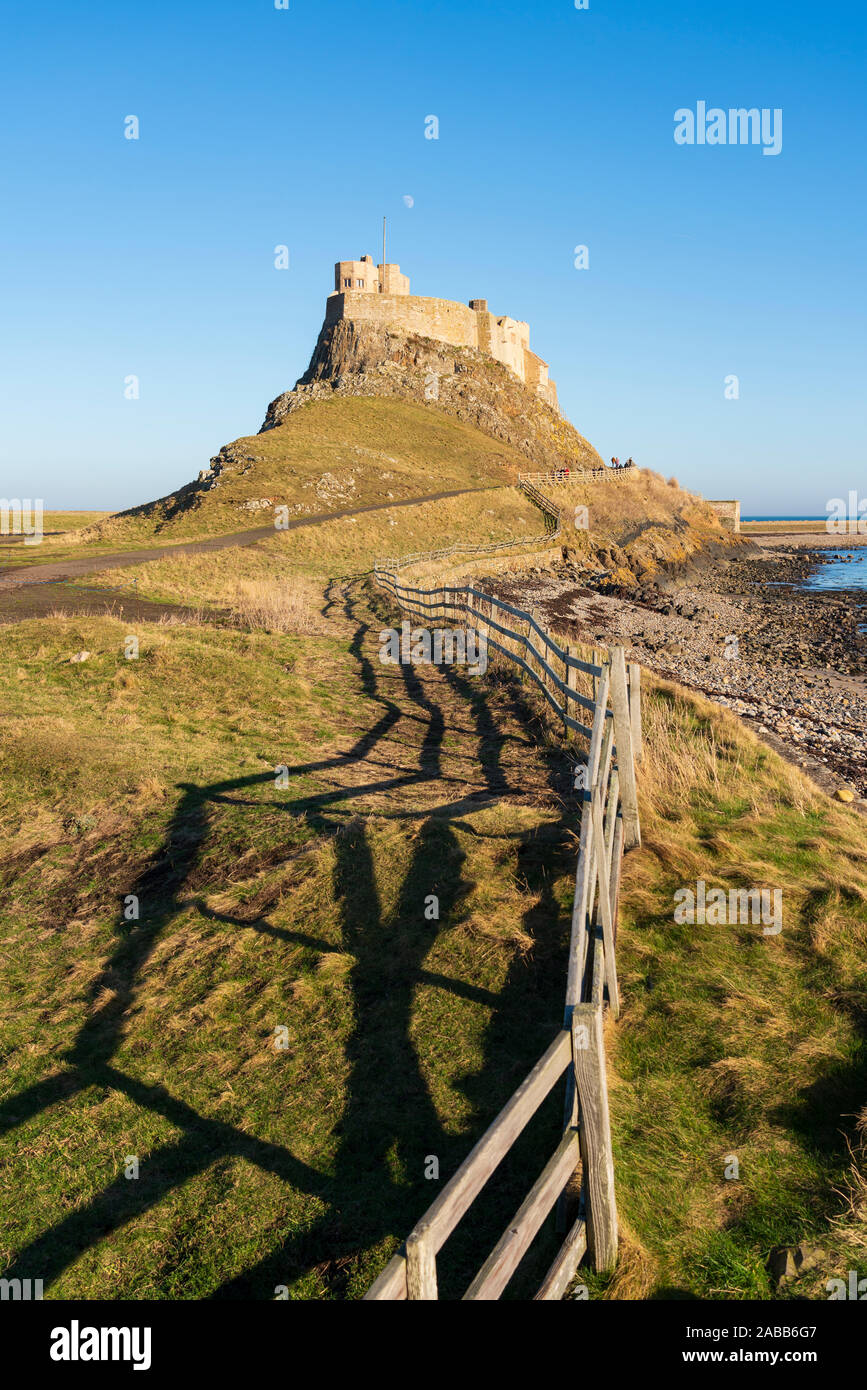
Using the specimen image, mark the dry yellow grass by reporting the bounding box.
[229,576,320,634]
[62,397,537,545]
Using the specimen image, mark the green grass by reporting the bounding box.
[79,489,548,616]
[591,681,867,1300]
[0,585,582,1299]
[2,569,867,1301]
[64,397,538,546]
[41,511,111,530]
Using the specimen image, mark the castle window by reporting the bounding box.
[344,278,352,288]
[357,279,364,288]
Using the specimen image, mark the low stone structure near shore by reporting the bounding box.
[707,499,741,532]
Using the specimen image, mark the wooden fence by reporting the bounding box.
[376,528,556,576]
[517,466,636,486]
[365,568,642,1299]
[515,478,563,533]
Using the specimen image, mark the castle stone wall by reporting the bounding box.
[326,291,479,350]
[379,264,411,295]
[335,256,381,293]
[480,313,529,380]
[326,260,559,408]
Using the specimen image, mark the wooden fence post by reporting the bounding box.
[483,594,493,671]
[629,660,642,762]
[609,646,641,851]
[572,1005,618,1272]
[590,791,620,1018]
[563,661,610,1016]
[467,589,480,656]
[490,594,500,673]
[519,612,529,684]
[557,658,611,1238]
[530,608,542,689]
[565,644,577,740]
[406,1231,438,1299]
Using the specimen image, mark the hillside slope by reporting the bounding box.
[68,398,539,544]
[2,581,866,1300]
[264,319,604,475]
[67,313,604,546]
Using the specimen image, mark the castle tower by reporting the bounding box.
[334,254,380,293]
[377,262,410,295]
[333,255,410,296]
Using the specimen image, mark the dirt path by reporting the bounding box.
[0,487,490,595]
[0,582,217,628]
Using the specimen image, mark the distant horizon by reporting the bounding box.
[33,509,851,524]
[24,506,855,523]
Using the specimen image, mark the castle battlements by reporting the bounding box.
[327,256,558,410]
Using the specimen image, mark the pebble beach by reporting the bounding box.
[488,528,867,804]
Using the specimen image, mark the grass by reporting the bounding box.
[78,488,547,622]
[2,545,866,1301]
[0,512,109,544]
[597,680,867,1300]
[399,468,740,590]
[61,398,538,547]
[741,520,832,534]
[0,515,115,571]
[225,575,323,634]
[0,581,583,1299]
[39,512,111,533]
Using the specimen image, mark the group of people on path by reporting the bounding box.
[609,456,635,470]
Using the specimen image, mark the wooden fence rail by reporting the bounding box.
[517,466,636,485]
[365,564,642,1299]
[376,524,556,575]
[515,478,563,533]
[377,477,566,580]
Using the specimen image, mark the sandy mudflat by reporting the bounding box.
[751,529,867,550]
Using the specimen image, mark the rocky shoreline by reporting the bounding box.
[484,532,867,804]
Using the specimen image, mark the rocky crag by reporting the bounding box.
[259,319,604,474]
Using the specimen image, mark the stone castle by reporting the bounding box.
[328,255,559,410]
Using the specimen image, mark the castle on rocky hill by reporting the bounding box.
[328,255,559,410]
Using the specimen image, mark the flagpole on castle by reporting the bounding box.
[382,216,386,268]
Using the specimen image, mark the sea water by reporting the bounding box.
[801,550,867,592]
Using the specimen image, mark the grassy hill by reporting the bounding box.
[405,470,741,584]
[0,585,584,1299]
[608,682,867,1300]
[80,487,549,626]
[64,399,540,547]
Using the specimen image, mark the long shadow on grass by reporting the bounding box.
[1,578,577,1299]
[209,591,576,1298]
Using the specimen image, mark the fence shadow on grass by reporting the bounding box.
[1,578,576,1299]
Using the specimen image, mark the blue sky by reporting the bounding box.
[1,0,864,513]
